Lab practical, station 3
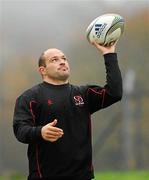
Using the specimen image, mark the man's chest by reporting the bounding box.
[34,88,87,125]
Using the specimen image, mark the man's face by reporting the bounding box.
[40,49,70,83]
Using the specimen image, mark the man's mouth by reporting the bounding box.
[58,67,68,71]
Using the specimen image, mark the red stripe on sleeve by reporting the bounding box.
[29,100,43,178]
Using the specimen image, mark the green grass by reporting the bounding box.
[0,171,149,180]
[0,174,26,180]
[95,171,149,180]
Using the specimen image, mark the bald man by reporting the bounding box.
[13,42,122,180]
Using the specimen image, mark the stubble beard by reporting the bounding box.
[47,70,70,83]
[57,71,70,81]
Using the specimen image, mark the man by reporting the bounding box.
[13,41,122,180]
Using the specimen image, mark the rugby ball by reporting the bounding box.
[86,13,124,46]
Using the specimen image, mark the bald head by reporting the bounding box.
[44,48,63,56]
[38,48,64,67]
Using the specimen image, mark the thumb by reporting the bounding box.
[50,119,57,127]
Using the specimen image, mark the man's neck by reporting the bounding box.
[43,78,68,85]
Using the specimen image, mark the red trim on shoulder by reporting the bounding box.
[87,88,107,107]
[101,89,106,107]
[87,88,103,95]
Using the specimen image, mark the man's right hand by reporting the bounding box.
[92,41,117,55]
[41,119,64,142]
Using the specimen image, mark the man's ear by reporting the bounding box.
[38,66,46,76]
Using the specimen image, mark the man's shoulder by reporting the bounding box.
[70,83,102,93]
[70,83,99,89]
[69,84,89,93]
[17,83,42,100]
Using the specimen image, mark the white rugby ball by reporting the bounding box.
[86,13,124,46]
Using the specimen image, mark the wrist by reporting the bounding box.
[35,126,43,140]
[102,47,116,55]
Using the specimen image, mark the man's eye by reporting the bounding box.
[62,57,67,61]
[51,59,58,62]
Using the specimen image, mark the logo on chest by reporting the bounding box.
[47,99,53,106]
[73,95,84,106]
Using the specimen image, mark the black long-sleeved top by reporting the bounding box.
[13,53,122,180]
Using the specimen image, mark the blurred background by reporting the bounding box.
[0,0,149,177]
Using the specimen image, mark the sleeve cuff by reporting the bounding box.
[104,53,117,62]
[34,126,43,141]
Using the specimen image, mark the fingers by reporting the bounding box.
[46,126,64,136]
[41,119,64,142]
[91,40,116,55]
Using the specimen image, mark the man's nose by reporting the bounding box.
[59,59,66,64]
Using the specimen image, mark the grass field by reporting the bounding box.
[0,171,149,180]
[95,171,149,180]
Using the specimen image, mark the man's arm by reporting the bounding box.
[13,94,64,144]
[86,42,123,114]
[13,95,42,144]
